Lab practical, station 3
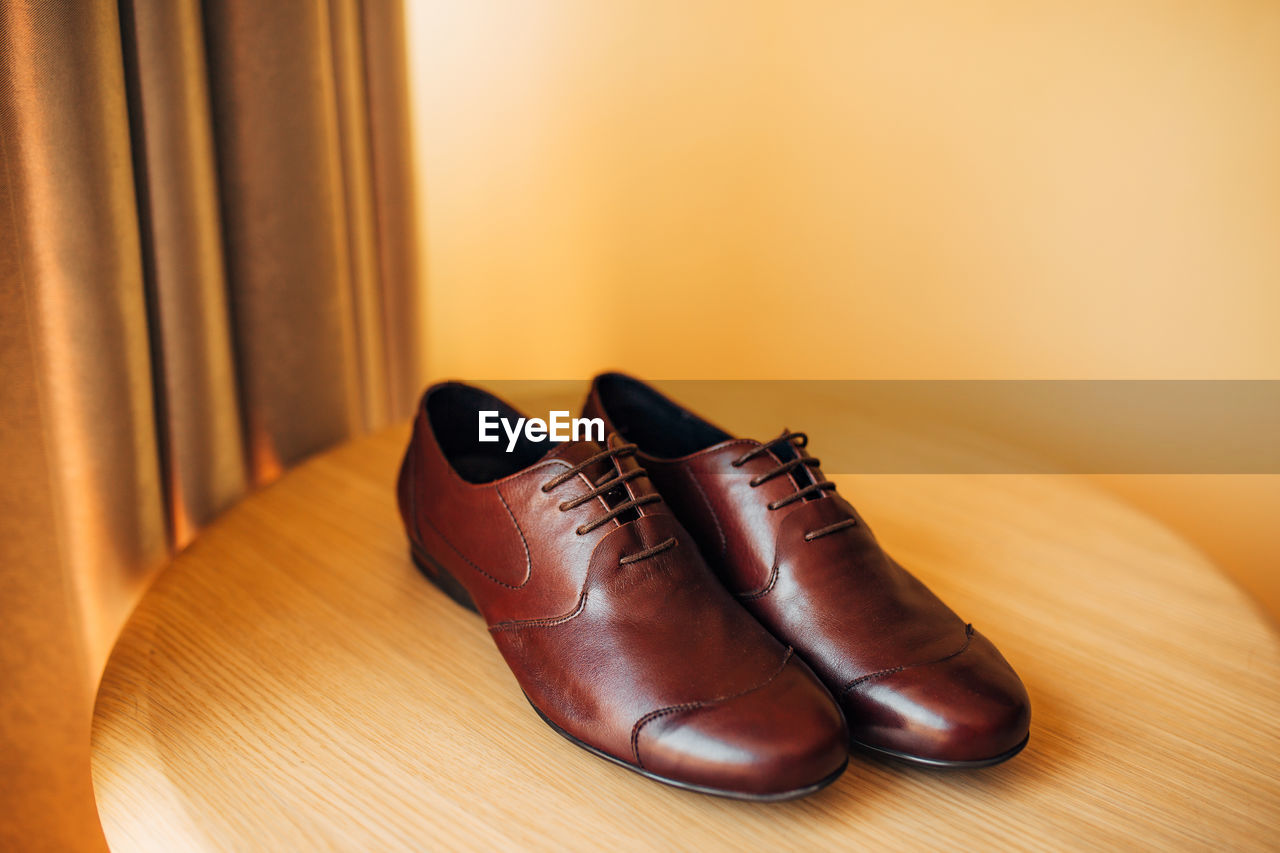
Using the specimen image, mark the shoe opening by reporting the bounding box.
[595,373,729,458]
[425,384,548,483]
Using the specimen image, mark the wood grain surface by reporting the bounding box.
[90,426,1280,851]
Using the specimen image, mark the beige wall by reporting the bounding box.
[405,1,1280,618]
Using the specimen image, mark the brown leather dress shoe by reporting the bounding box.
[396,382,849,799]
[582,374,1031,768]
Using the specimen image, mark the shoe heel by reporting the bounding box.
[409,543,479,613]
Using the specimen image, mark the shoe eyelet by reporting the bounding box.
[766,501,780,511]
[540,483,554,493]
[557,501,570,512]
[730,459,745,468]
[748,477,763,488]
[574,524,589,536]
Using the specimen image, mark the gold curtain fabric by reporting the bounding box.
[0,1,420,848]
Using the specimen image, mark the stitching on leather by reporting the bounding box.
[839,624,975,696]
[736,494,788,600]
[492,514,664,633]
[693,439,762,460]
[495,484,533,581]
[488,590,588,632]
[630,647,794,767]
[686,467,727,559]
[736,560,780,600]
[417,491,532,589]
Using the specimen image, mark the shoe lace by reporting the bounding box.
[731,431,856,542]
[540,443,677,564]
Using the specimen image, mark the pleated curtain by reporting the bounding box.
[0,1,421,848]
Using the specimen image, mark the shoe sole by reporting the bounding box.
[851,732,1029,769]
[409,542,847,801]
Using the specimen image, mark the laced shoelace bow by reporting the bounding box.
[540,443,677,564]
[731,431,857,542]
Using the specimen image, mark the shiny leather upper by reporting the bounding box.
[397,382,848,794]
[582,373,1031,763]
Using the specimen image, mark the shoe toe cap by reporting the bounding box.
[843,629,1030,765]
[634,656,848,798]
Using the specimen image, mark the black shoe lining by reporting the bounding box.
[595,374,729,459]
[426,384,549,483]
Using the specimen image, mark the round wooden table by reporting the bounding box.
[91,426,1280,850]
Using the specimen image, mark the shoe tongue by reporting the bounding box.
[762,428,822,495]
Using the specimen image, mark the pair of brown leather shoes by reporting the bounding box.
[397,374,1030,800]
